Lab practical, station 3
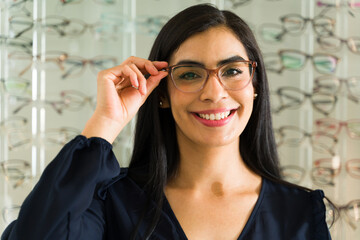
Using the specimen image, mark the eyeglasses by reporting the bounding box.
[135,15,169,35]
[264,52,286,74]
[60,90,96,111]
[275,125,338,155]
[59,0,117,5]
[8,15,33,38]
[58,55,117,79]
[280,13,335,36]
[8,95,67,115]
[224,0,252,8]
[313,75,360,103]
[317,0,360,9]
[279,49,339,74]
[8,51,68,77]
[8,15,121,39]
[317,0,360,18]
[314,157,360,180]
[258,23,287,43]
[0,116,28,132]
[44,127,81,145]
[0,36,32,54]
[315,118,360,139]
[325,199,360,230]
[6,127,80,151]
[0,77,30,95]
[317,35,360,54]
[1,0,33,16]
[1,159,31,188]
[273,87,337,116]
[8,51,117,78]
[8,15,77,38]
[280,165,336,186]
[40,17,123,40]
[165,61,257,93]
[2,205,21,224]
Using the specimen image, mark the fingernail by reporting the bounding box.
[132,85,139,90]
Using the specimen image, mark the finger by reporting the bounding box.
[104,57,167,78]
[103,71,123,85]
[127,57,168,76]
[144,61,159,76]
[122,65,139,89]
[152,61,169,70]
[129,63,147,95]
[145,71,169,95]
[143,61,168,75]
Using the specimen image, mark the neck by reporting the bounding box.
[168,135,258,193]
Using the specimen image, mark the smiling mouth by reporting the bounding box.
[196,109,236,121]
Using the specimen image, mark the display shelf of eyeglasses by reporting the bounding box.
[0,157,36,231]
[6,50,118,79]
[279,156,360,193]
[4,126,79,150]
[271,86,338,117]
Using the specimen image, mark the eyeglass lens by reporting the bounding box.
[280,51,338,74]
[277,87,336,115]
[280,165,334,186]
[281,14,334,35]
[278,126,336,154]
[318,36,360,54]
[315,76,360,101]
[316,118,360,139]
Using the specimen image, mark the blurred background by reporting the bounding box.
[0,0,359,238]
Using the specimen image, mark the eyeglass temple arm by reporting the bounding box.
[18,62,32,77]
[339,206,357,230]
[12,100,30,114]
[61,64,78,79]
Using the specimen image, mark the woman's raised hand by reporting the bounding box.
[82,56,168,143]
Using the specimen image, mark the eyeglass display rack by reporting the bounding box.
[0,0,359,238]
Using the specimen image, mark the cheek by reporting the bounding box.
[236,84,254,105]
[234,86,255,120]
[167,86,186,120]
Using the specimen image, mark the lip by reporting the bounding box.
[191,108,238,127]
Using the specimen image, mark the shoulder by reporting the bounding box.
[263,177,325,202]
[261,177,326,213]
[260,178,327,227]
[243,178,331,239]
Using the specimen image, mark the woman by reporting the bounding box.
[2,4,331,240]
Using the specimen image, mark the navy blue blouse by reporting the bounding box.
[1,135,331,240]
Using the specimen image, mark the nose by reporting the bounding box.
[199,72,228,102]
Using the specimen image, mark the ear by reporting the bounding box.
[159,96,170,108]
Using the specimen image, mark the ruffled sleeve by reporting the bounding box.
[1,135,122,240]
[310,190,332,240]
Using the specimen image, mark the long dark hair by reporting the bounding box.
[128,3,311,239]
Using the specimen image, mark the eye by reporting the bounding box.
[178,72,201,80]
[222,68,243,77]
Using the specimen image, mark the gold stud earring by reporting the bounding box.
[254,93,258,99]
[159,101,163,107]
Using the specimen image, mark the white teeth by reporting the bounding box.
[198,111,231,120]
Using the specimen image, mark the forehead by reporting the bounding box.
[169,26,249,66]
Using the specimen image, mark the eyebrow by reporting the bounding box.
[175,55,247,67]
